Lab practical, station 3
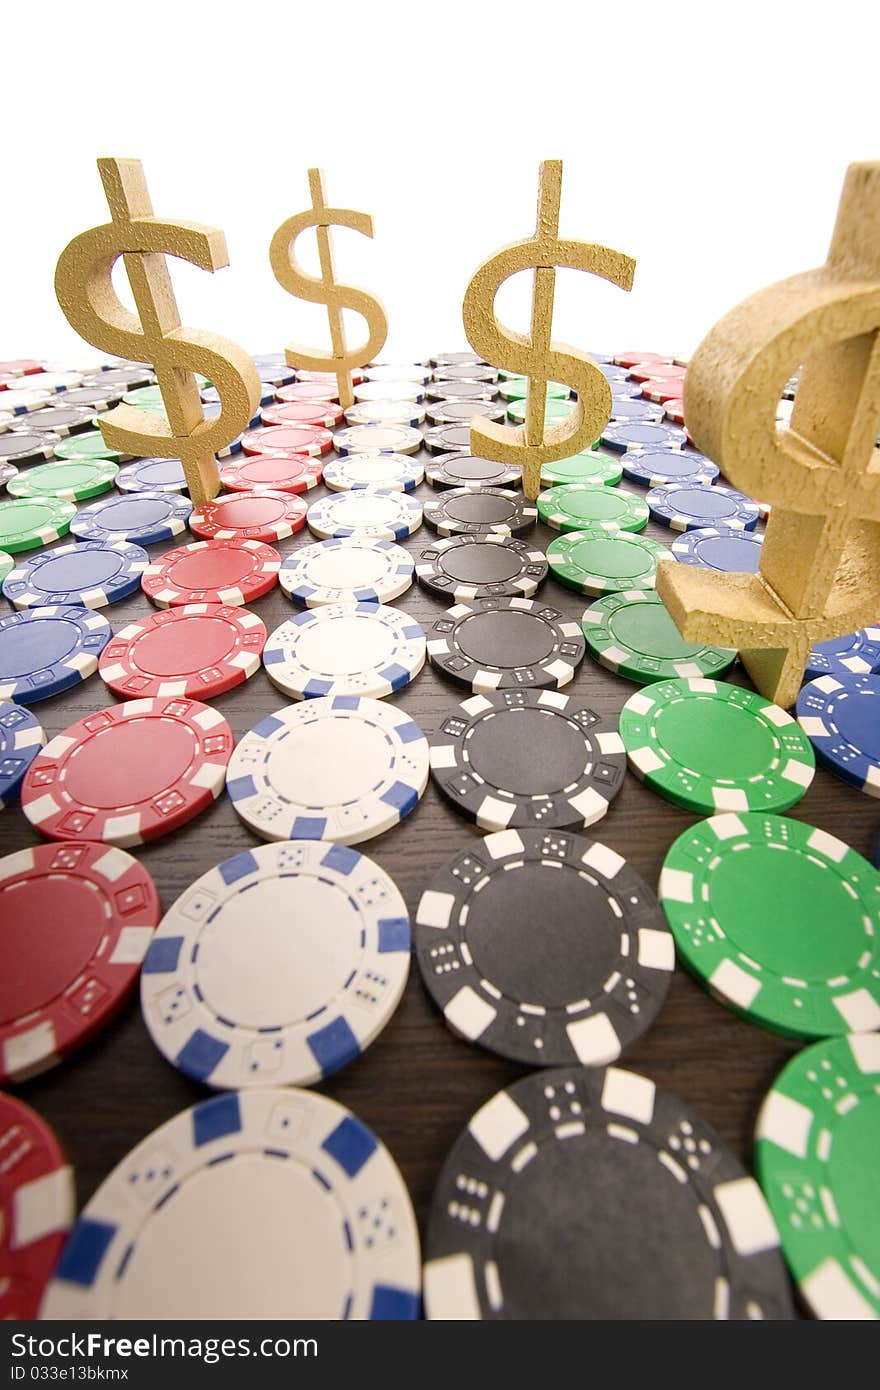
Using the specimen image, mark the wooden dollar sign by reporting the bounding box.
[657,162,880,708]
[462,160,636,499]
[269,168,388,410]
[55,158,260,506]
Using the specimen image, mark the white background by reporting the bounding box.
[3,0,878,367]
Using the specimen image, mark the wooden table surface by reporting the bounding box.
[6,424,878,1314]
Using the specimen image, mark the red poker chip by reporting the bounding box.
[0,360,45,378]
[219,453,324,493]
[21,698,233,846]
[260,399,343,428]
[613,351,673,368]
[640,378,685,403]
[141,538,280,608]
[275,380,342,404]
[0,840,161,1080]
[664,399,686,424]
[0,1092,75,1316]
[628,361,687,384]
[241,424,333,458]
[189,490,307,542]
[295,367,364,385]
[98,603,267,699]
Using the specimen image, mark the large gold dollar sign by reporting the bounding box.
[657,162,880,708]
[462,160,636,499]
[55,158,260,506]
[269,168,388,410]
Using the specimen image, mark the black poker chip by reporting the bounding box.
[429,690,626,830]
[13,405,98,437]
[425,398,506,426]
[425,380,497,403]
[427,596,585,692]
[425,451,522,491]
[423,1063,796,1319]
[423,487,536,537]
[415,534,547,602]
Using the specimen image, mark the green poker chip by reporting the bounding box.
[661,813,880,1037]
[53,431,124,463]
[123,377,209,410]
[538,482,649,534]
[619,676,816,813]
[0,550,13,585]
[548,531,669,596]
[540,449,622,487]
[756,1034,880,1318]
[8,458,119,502]
[0,496,77,553]
[507,396,575,425]
[582,590,736,682]
[496,377,570,401]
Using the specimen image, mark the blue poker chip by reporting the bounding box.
[0,605,112,703]
[804,626,880,679]
[622,448,719,488]
[671,527,763,573]
[609,397,665,423]
[646,482,760,532]
[797,673,880,796]
[70,490,193,545]
[601,420,688,453]
[115,457,188,493]
[595,363,630,383]
[0,701,45,807]
[609,379,645,399]
[2,539,149,610]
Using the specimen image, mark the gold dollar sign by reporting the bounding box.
[462,160,636,499]
[269,168,388,410]
[55,158,260,506]
[657,162,880,708]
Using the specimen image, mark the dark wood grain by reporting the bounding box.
[4,433,878,1298]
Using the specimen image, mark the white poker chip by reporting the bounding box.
[307,489,423,541]
[41,1085,420,1319]
[322,452,424,493]
[226,695,429,845]
[279,537,414,607]
[263,602,425,700]
[141,840,411,1089]
[332,424,423,456]
[362,362,430,384]
[353,379,424,403]
[343,400,426,428]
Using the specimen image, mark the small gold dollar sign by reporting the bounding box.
[55,158,260,505]
[269,168,388,410]
[657,162,880,708]
[462,160,636,499]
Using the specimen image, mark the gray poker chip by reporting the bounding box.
[425,451,522,491]
[427,596,585,693]
[415,534,547,602]
[425,398,506,426]
[423,487,536,538]
[425,380,497,402]
[424,423,474,454]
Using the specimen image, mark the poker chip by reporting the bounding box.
[433,363,498,383]
[0,840,160,1081]
[0,497,76,552]
[0,1092,75,1318]
[279,537,414,607]
[142,840,411,1089]
[797,673,880,795]
[423,1064,792,1319]
[582,591,737,683]
[429,351,485,367]
[226,696,428,845]
[601,421,688,452]
[0,389,51,416]
[496,376,569,401]
[671,527,764,573]
[621,448,719,487]
[22,697,234,846]
[427,597,585,693]
[141,537,280,608]
[332,423,423,456]
[0,432,58,466]
[804,626,880,679]
[539,449,622,487]
[426,398,506,426]
[12,371,81,395]
[506,397,574,426]
[415,534,547,602]
[53,386,122,411]
[353,379,424,403]
[661,812,880,1038]
[0,606,111,704]
[429,692,626,833]
[42,1086,420,1321]
[344,400,426,427]
[276,379,342,404]
[80,366,154,391]
[295,367,364,386]
[0,702,45,807]
[620,677,816,813]
[122,385,169,411]
[609,397,665,423]
[364,362,430,383]
[99,604,267,700]
[756,1034,880,1318]
[425,451,521,490]
[537,483,649,534]
[251,353,294,381]
[71,490,193,545]
[306,490,422,541]
[53,431,125,463]
[629,361,685,384]
[646,482,760,532]
[114,457,195,493]
[423,487,536,538]
[640,377,686,403]
[218,453,323,493]
[424,423,473,454]
[0,463,18,491]
[260,399,343,428]
[426,380,496,402]
[2,540,148,610]
[262,602,425,700]
[241,423,333,458]
[614,350,673,368]
[322,452,424,492]
[0,360,45,377]
[664,398,686,424]
[8,458,118,501]
[189,490,306,543]
[547,531,669,596]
